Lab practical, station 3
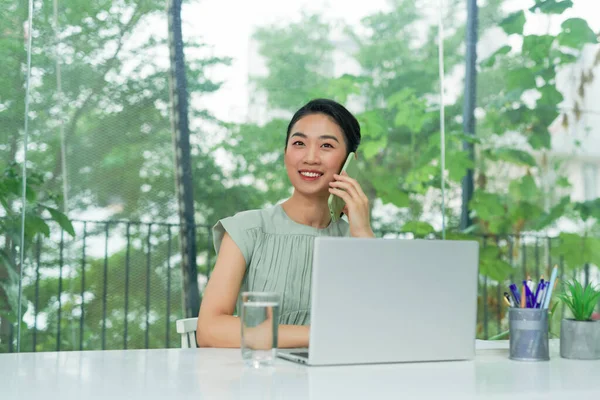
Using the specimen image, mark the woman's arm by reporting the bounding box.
[196,232,309,348]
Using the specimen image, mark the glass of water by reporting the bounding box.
[241,292,280,368]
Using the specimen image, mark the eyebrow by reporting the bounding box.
[290,132,340,143]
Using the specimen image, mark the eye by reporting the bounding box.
[321,143,334,148]
[292,141,304,146]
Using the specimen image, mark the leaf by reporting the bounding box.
[324,74,362,103]
[529,0,573,14]
[24,184,37,202]
[506,68,536,91]
[479,246,514,282]
[488,330,509,340]
[400,221,435,238]
[500,11,526,35]
[480,45,511,68]
[0,249,18,278]
[491,148,537,167]
[372,173,410,207]
[2,178,20,197]
[24,215,50,239]
[522,35,555,64]
[528,133,552,150]
[552,51,578,65]
[557,18,598,50]
[537,83,564,108]
[469,191,506,221]
[573,198,600,221]
[44,206,76,237]
[361,137,387,160]
[357,110,387,139]
[388,88,427,132]
[532,195,570,230]
[555,177,571,188]
[508,175,540,202]
[551,233,600,270]
[446,150,475,183]
[558,280,600,320]
[451,132,482,145]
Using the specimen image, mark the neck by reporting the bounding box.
[281,190,331,229]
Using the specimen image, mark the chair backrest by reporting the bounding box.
[176,317,198,348]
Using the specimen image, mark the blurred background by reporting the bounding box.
[1,0,599,352]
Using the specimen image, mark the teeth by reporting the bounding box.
[300,172,321,178]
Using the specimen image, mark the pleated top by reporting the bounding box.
[212,204,350,326]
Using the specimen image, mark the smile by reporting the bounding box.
[299,171,324,180]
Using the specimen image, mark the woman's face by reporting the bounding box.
[284,113,348,198]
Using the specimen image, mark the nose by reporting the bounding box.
[304,145,321,164]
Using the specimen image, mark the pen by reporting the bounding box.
[534,283,546,308]
[526,276,534,292]
[509,283,521,307]
[542,265,559,309]
[533,277,545,308]
[524,280,535,308]
[521,285,526,308]
[503,292,514,307]
[533,281,541,306]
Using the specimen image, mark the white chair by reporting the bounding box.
[176,317,198,348]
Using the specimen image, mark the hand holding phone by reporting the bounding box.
[327,152,359,222]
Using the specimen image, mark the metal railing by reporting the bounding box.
[1,220,598,352]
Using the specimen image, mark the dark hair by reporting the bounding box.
[285,98,361,154]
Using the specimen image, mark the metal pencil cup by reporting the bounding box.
[509,308,550,361]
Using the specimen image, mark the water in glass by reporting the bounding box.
[241,292,280,368]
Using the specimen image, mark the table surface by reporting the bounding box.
[2,340,599,399]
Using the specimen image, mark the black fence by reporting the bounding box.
[1,221,598,353]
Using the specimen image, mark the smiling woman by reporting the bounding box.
[196,99,374,348]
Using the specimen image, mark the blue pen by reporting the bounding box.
[534,282,546,308]
[509,283,521,307]
[532,283,543,308]
[533,278,544,308]
[523,281,535,308]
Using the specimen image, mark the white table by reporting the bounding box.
[1,340,599,399]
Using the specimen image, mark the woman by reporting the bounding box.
[196,98,375,348]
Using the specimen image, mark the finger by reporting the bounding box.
[328,187,351,204]
[334,173,368,202]
[329,180,361,201]
[342,205,349,216]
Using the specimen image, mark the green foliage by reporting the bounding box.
[573,199,600,222]
[558,280,600,321]
[529,0,573,15]
[478,246,514,282]
[0,163,74,246]
[551,233,600,270]
[500,11,526,35]
[400,221,435,238]
[238,1,600,287]
[557,18,598,50]
[252,13,334,111]
[481,45,512,68]
[484,148,537,167]
[0,162,74,352]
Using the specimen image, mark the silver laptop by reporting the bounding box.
[278,238,479,366]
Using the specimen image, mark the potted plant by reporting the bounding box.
[558,280,600,360]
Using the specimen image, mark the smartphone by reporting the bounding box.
[328,152,359,222]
